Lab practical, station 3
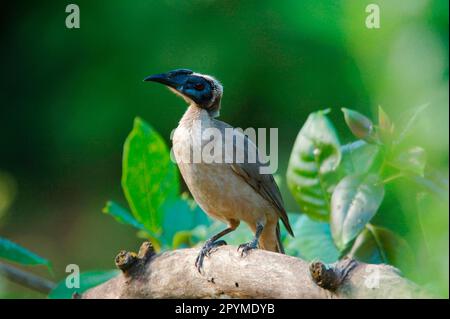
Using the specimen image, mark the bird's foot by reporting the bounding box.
[237,239,258,257]
[195,239,227,273]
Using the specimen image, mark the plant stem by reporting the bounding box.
[0,262,56,295]
[366,224,388,263]
[381,173,404,185]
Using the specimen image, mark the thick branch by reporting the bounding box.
[83,242,431,299]
[0,262,56,294]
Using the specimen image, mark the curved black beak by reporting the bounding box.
[144,73,174,86]
[144,69,193,90]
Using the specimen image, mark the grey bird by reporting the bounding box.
[144,69,294,271]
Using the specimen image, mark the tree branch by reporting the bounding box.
[0,262,56,295]
[82,241,431,299]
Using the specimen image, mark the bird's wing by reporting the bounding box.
[214,120,294,236]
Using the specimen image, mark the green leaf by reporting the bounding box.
[394,103,429,146]
[341,140,382,175]
[122,117,179,234]
[410,175,448,200]
[341,108,376,143]
[102,200,150,233]
[48,270,119,299]
[287,109,341,220]
[172,230,194,249]
[330,174,385,251]
[349,225,413,270]
[0,237,51,271]
[192,221,253,247]
[348,228,382,264]
[378,106,394,144]
[390,146,427,176]
[135,230,162,252]
[284,214,340,263]
[161,196,210,247]
[103,201,161,249]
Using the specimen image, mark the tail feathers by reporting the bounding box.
[258,222,285,254]
[276,222,285,254]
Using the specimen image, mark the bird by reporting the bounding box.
[144,69,294,272]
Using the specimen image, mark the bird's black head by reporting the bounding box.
[144,69,223,116]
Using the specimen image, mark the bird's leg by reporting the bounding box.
[195,227,234,273]
[238,222,264,257]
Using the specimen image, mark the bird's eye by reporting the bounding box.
[194,83,204,91]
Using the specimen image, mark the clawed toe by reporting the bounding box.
[194,253,204,272]
[195,240,227,273]
[237,241,258,257]
[205,240,226,257]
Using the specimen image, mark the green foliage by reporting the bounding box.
[285,214,340,263]
[287,109,341,220]
[122,117,179,234]
[378,106,394,144]
[286,106,447,292]
[330,174,385,251]
[103,201,151,234]
[340,141,382,175]
[191,221,254,247]
[390,146,426,177]
[342,108,376,142]
[394,104,429,146]
[349,225,413,269]
[0,237,51,272]
[161,196,210,247]
[105,118,211,250]
[48,270,119,299]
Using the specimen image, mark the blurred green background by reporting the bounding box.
[0,0,448,297]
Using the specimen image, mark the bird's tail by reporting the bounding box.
[259,222,285,254]
[276,222,285,254]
